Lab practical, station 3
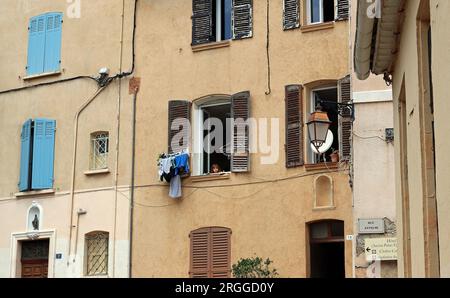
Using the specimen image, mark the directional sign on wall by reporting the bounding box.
[365,237,397,261]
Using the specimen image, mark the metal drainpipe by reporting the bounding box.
[129,87,138,278]
[112,0,126,278]
[67,86,108,266]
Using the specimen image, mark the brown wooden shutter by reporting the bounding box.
[338,75,352,161]
[283,0,300,30]
[231,91,250,172]
[285,85,304,168]
[189,228,209,278]
[336,0,349,21]
[189,227,231,278]
[168,100,191,153]
[192,0,214,45]
[211,227,231,278]
[232,0,253,39]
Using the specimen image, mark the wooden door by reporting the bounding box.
[21,239,49,278]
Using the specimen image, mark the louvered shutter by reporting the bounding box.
[27,15,46,75]
[168,100,191,153]
[231,91,250,172]
[232,0,253,39]
[211,227,231,278]
[31,119,56,190]
[336,0,349,21]
[283,0,300,30]
[19,120,33,192]
[192,0,214,45]
[338,75,352,161]
[190,227,231,278]
[44,13,62,73]
[190,228,210,278]
[285,85,304,168]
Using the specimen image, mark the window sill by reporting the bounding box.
[190,172,231,183]
[84,168,110,176]
[23,70,61,81]
[305,162,339,172]
[313,206,336,211]
[15,189,55,198]
[301,21,334,33]
[191,40,231,52]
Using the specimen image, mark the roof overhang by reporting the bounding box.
[354,0,405,80]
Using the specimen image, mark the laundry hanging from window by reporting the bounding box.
[157,151,190,199]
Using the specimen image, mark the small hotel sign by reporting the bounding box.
[358,219,385,234]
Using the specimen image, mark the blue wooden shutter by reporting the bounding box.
[31,119,56,190]
[18,120,33,191]
[44,13,62,73]
[27,15,46,75]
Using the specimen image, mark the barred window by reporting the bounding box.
[85,231,109,276]
[90,132,109,170]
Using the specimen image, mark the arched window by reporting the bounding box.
[90,132,109,170]
[189,227,231,278]
[314,175,334,208]
[85,231,109,276]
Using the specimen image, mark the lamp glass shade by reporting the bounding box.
[307,111,331,149]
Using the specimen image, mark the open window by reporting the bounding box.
[306,0,335,25]
[309,85,339,163]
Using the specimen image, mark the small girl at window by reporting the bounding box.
[211,163,222,174]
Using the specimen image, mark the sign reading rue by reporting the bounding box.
[358,218,385,234]
[365,237,398,261]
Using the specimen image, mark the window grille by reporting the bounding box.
[86,232,109,276]
[90,132,109,170]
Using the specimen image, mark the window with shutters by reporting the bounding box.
[307,78,351,164]
[309,85,339,163]
[303,0,348,25]
[85,231,109,276]
[90,132,109,170]
[191,0,252,46]
[190,92,250,176]
[18,119,56,192]
[26,12,63,76]
[189,227,231,278]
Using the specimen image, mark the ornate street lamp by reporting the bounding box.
[307,109,332,153]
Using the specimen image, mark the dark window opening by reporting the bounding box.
[202,103,231,174]
[312,87,339,163]
[323,0,335,22]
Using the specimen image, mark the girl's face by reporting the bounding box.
[211,165,220,173]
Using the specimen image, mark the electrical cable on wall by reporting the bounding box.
[265,0,272,95]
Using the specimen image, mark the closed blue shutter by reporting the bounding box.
[224,0,232,40]
[27,15,46,75]
[31,119,56,190]
[44,13,62,73]
[18,120,33,191]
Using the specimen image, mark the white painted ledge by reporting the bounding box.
[15,189,55,198]
[23,71,61,81]
[353,90,393,103]
[84,168,110,176]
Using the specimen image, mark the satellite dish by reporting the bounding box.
[311,130,334,154]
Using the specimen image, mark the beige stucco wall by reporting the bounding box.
[131,0,353,277]
[390,0,450,277]
[0,0,134,277]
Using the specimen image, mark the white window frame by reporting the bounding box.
[192,96,231,176]
[90,132,109,170]
[308,85,338,164]
[306,0,337,25]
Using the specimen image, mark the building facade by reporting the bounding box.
[350,1,396,278]
[131,0,354,277]
[0,0,135,277]
[355,0,450,277]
